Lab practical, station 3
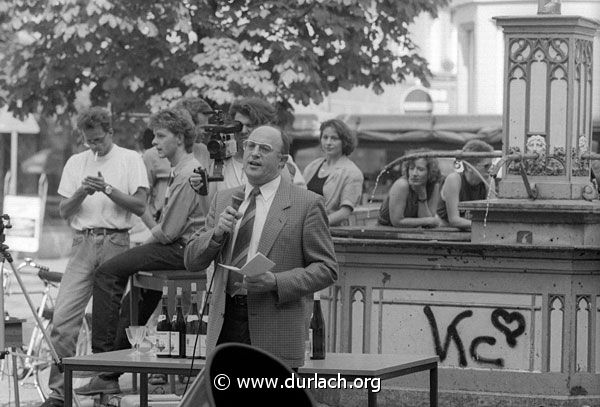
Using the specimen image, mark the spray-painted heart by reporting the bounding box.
[491,308,526,347]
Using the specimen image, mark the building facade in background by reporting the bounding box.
[294,0,600,122]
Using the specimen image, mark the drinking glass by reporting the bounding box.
[126,326,147,355]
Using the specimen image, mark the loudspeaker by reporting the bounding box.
[179,343,316,406]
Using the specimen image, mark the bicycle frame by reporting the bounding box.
[3,258,90,405]
[17,260,56,400]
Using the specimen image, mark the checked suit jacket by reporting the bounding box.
[184,178,338,368]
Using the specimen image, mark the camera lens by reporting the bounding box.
[207,138,223,155]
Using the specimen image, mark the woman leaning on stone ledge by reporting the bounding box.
[378,148,442,228]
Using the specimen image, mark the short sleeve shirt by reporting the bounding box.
[58,145,149,230]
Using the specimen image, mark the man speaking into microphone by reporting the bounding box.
[184,125,338,368]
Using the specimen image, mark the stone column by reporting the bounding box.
[494,15,599,200]
[463,14,600,247]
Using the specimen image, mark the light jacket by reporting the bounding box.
[303,155,364,216]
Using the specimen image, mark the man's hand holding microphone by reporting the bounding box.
[213,190,277,292]
[212,191,244,243]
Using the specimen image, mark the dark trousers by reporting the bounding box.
[217,295,251,345]
[92,242,187,357]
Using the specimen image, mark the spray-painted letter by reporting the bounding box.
[423,305,472,367]
[470,336,504,367]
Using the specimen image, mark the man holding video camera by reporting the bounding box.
[189,97,305,199]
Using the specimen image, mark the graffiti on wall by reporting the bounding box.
[424,306,526,367]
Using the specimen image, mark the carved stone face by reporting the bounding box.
[526,135,547,158]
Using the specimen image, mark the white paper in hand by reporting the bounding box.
[218,252,275,277]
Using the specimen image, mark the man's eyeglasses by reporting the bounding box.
[243,140,275,155]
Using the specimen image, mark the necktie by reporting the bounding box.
[226,187,261,296]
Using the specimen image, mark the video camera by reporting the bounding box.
[192,110,243,195]
[0,214,11,245]
[204,110,241,161]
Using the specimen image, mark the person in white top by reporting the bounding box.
[41,107,149,407]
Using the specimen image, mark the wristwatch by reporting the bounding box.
[104,184,114,195]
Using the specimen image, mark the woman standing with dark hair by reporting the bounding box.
[378,149,442,228]
[303,119,364,226]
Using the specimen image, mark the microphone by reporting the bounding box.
[221,190,246,243]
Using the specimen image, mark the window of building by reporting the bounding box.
[403,89,433,114]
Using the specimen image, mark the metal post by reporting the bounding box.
[12,347,21,407]
[0,261,5,352]
[430,366,438,407]
[9,131,17,195]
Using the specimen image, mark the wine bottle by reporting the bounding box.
[171,286,186,358]
[305,329,312,361]
[156,286,171,358]
[199,292,209,359]
[185,283,201,359]
[309,291,325,360]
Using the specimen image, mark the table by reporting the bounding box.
[299,353,439,407]
[64,350,438,407]
[63,350,205,407]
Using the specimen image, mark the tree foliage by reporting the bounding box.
[0,0,448,118]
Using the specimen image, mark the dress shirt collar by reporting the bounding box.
[245,175,281,202]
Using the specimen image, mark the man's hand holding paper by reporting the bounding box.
[242,271,277,292]
[218,252,277,292]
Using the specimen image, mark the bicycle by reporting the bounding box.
[1,258,91,401]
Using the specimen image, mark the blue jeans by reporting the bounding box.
[47,231,130,402]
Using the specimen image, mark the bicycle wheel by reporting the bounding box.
[35,314,92,399]
[12,317,53,384]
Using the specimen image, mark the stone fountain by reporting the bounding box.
[321,3,600,406]
[463,9,600,247]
